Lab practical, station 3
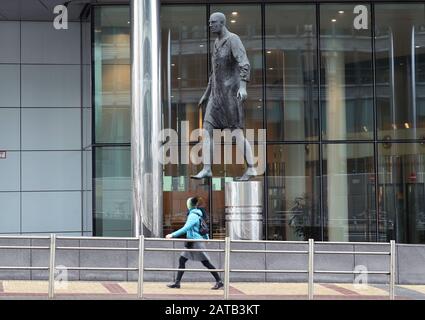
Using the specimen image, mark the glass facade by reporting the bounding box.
[93,6,132,236]
[89,2,425,244]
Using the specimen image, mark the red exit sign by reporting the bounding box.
[0,151,6,159]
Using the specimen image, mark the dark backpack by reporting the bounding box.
[197,207,209,236]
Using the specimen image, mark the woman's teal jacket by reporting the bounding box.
[171,208,209,240]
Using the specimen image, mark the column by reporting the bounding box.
[326,50,349,241]
[131,0,163,237]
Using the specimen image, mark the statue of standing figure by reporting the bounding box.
[191,12,257,181]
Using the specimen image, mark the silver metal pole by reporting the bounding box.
[48,234,56,299]
[389,240,396,300]
[224,237,231,300]
[137,235,145,299]
[308,238,314,300]
[131,0,163,237]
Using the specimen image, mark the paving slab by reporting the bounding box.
[0,280,423,300]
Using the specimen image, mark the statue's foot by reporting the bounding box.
[191,168,212,180]
[235,167,257,181]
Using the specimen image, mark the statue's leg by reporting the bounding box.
[234,130,257,181]
[191,122,214,179]
[202,122,214,171]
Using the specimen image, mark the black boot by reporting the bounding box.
[211,281,224,290]
[167,281,181,289]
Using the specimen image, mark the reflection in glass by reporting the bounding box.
[321,4,373,140]
[161,6,207,137]
[323,144,375,241]
[375,4,425,140]
[160,6,210,236]
[378,143,425,243]
[94,6,131,144]
[94,147,132,236]
[163,160,210,237]
[265,5,318,141]
[267,144,320,240]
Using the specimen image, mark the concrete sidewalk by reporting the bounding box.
[0,281,425,299]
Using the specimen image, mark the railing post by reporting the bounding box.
[224,237,231,300]
[137,235,145,299]
[48,234,56,299]
[308,238,314,300]
[389,240,396,300]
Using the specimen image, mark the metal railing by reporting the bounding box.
[0,235,396,300]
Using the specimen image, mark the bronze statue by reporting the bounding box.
[191,12,257,181]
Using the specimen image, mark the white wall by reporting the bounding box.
[0,21,89,235]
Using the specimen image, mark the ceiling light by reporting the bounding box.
[231,20,236,23]
[232,12,238,16]
[171,64,175,67]
[199,44,204,47]
[405,123,410,129]
[177,77,181,80]
[267,50,272,54]
[331,19,337,22]
[338,11,344,14]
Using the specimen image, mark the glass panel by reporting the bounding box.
[161,5,210,236]
[321,4,373,140]
[94,147,132,236]
[161,5,207,136]
[21,65,80,108]
[378,143,425,243]
[163,160,210,237]
[265,5,318,141]
[323,143,376,241]
[375,4,425,140]
[211,144,265,239]
[0,108,20,150]
[210,5,264,132]
[0,193,20,233]
[21,151,81,191]
[94,6,131,143]
[0,64,20,108]
[0,151,20,192]
[267,144,321,241]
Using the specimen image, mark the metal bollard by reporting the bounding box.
[224,237,231,300]
[48,234,56,299]
[389,240,396,300]
[308,239,314,300]
[137,235,145,299]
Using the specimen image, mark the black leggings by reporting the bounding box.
[176,256,221,282]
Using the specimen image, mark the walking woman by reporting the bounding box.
[165,197,224,289]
